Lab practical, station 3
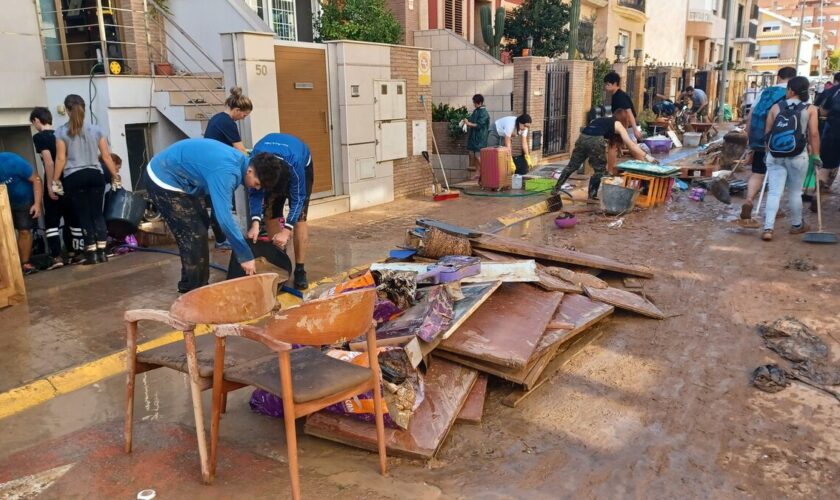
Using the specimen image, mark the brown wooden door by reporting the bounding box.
[274,45,333,195]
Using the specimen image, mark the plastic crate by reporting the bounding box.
[524,177,556,192]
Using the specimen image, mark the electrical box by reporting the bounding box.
[374,80,407,121]
[357,157,376,180]
[375,120,408,161]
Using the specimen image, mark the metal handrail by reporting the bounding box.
[145,0,225,75]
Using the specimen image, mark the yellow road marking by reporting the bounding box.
[0,265,370,421]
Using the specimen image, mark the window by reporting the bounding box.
[817,16,826,23]
[804,16,813,24]
[578,21,594,57]
[831,15,840,22]
[271,0,297,41]
[759,44,780,59]
[762,22,781,32]
[444,0,464,36]
[618,30,630,57]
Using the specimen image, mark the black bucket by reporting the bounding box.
[104,189,146,239]
[227,240,292,283]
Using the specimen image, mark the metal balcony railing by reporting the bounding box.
[33,0,226,121]
[618,0,645,13]
[688,10,713,22]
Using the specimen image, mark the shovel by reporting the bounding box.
[708,148,751,204]
[803,175,838,244]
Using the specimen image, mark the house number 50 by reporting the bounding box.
[255,64,268,76]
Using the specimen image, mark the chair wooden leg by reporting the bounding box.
[221,392,228,414]
[279,352,301,500]
[124,320,138,454]
[209,336,226,480]
[184,330,211,485]
[371,377,388,475]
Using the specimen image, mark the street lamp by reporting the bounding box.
[527,36,533,50]
[614,44,624,63]
[634,48,643,66]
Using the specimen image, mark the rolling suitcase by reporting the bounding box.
[480,146,512,191]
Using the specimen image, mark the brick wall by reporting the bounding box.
[390,46,434,198]
[119,0,167,75]
[512,56,548,164]
[387,0,421,46]
[559,60,593,152]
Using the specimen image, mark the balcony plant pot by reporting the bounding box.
[521,48,530,57]
[154,62,174,76]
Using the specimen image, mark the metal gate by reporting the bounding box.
[626,67,638,104]
[543,62,570,156]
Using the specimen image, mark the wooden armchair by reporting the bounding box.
[124,273,280,483]
[206,288,386,499]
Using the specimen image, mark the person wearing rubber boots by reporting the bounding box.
[552,117,655,200]
[248,133,315,290]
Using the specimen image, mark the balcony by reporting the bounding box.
[583,0,609,7]
[615,0,647,23]
[687,10,717,40]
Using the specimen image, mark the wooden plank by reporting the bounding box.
[369,260,539,283]
[456,374,488,425]
[304,359,478,459]
[471,233,654,278]
[0,186,26,308]
[542,266,608,290]
[502,327,608,408]
[583,286,665,319]
[439,283,564,370]
[415,219,482,238]
[435,294,613,388]
[472,252,584,294]
[403,281,501,367]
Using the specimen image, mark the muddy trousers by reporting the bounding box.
[764,152,808,231]
[146,176,210,293]
[63,169,107,253]
[554,134,608,198]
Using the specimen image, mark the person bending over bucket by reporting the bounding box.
[552,116,656,200]
[144,138,282,293]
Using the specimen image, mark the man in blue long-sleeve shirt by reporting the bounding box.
[248,133,314,289]
[145,138,281,293]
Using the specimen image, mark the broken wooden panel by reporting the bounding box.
[304,358,478,460]
[542,266,608,290]
[471,233,654,278]
[439,283,564,370]
[456,374,488,425]
[403,281,502,367]
[583,286,664,319]
[369,260,539,283]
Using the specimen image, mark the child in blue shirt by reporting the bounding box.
[145,138,281,293]
[0,152,43,275]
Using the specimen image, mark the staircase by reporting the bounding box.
[153,75,227,137]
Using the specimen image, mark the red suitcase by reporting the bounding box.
[479,146,512,191]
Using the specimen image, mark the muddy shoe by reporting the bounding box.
[761,229,774,241]
[735,218,761,229]
[789,223,810,235]
[810,198,818,213]
[739,201,753,219]
[294,267,309,290]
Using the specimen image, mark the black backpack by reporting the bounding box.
[767,102,808,158]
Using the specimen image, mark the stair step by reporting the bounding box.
[163,90,226,106]
[154,76,225,92]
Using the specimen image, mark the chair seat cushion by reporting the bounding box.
[137,334,272,379]
[223,347,373,404]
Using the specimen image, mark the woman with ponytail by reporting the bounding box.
[761,76,821,241]
[53,94,121,264]
[203,86,253,248]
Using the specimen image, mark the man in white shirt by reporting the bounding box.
[488,114,532,170]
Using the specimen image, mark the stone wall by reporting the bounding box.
[390,46,434,198]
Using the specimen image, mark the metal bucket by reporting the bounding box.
[104,189,146,239]
[600,182,638,215]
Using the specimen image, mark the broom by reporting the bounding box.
[803,164,838,244]
[420,95,459,201]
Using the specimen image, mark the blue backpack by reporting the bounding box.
[749,86,787,149]
[767,101,808,158]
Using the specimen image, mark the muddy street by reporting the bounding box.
[1,188,839,498]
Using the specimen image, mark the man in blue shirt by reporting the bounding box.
[0,152,43,275]
[145,139,281,293]
[248,133,315,290]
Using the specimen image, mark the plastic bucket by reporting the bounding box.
[600,182,638,215]
[683,132,702,147]
[104,189,146,239]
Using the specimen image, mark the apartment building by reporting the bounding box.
[753,7,818,74]
[684,0,760,69]
[759,0,840,74]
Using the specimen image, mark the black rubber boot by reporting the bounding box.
[83,251,98,265]
[588,175,602,200]
[294,266,308,290]
[96,250,108,263]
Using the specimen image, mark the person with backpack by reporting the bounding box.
[739,67,797,227]
[761,76,821,241]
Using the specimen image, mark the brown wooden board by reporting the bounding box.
[439,283,564,370]
[436,294,613,389]
[583,285,665,319]
[304,358,478,460]
[471,233,654,278]
[456,374,488,425]
[502,327,608,408]
[542,266,608,290]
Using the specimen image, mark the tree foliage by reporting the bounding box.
[314,0,403,45]
[829,49,840,73]
[503,0,570,58]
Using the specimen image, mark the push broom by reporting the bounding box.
[803,161,838,244]
[420,95,460,201]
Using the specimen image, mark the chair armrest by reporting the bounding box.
[213,323,292,353]
[124,309,191,331]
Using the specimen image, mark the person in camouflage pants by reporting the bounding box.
[553,117,655,199]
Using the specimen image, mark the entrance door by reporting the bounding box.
[274,45,333,196]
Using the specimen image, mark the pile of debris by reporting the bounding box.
[263,219,663,460]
